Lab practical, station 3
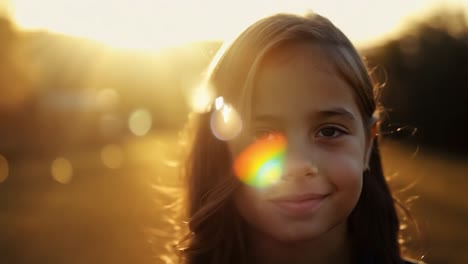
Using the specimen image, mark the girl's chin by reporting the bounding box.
[259,218,348,243]
[256,223,328,243]
[272,229,325,243]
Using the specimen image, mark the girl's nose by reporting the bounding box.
[281,149,318,181]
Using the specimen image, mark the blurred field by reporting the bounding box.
[0,131,466,264]
[380,141,468,263]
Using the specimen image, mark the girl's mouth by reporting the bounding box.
[270,193,329,217]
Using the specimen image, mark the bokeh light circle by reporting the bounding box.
[128,108,152,136]
[51,157,73,184]
[96,88,119,111]
[210,97,242,141]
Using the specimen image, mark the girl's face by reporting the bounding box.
[233,44,373,242]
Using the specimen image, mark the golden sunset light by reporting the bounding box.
[10,0,467,51]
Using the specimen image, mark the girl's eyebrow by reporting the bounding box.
[314,107,356,121]
[252,107,356,123]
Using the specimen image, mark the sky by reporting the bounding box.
[7,0,468,50]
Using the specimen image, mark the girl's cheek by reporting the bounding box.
[322,151,363,190]
[233,185,265,227]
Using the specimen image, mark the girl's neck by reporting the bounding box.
[247,221,354,264]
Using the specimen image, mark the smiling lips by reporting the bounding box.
[270,193,329,217]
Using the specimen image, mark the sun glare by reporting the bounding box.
[11,0,466,51]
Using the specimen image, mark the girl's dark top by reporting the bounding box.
[360,256,425,264]
[357,251,425,264]
[359,256,424,264]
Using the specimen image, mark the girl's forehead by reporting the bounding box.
[251,44,361,121]
[259,42,336,75]
[256,44,344,91]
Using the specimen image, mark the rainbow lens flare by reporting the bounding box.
[233,133,287,188]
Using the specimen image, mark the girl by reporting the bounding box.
[177,12,423,264]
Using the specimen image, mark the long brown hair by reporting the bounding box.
[180,12,403,264]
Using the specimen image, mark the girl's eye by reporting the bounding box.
[316,126,347,138]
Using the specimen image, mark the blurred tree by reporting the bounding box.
[364,9,468,155]
[0,17,32,112]
[0,16,38,157]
